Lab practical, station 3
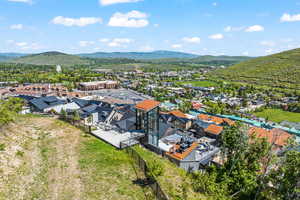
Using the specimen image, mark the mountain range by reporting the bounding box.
[1,50,252,66]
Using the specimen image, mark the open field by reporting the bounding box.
[133,145,207,200]
[177,80,219,87]
[254,109,300,123]
[0,116,150,200]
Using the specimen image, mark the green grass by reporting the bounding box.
[254,109,300,123]
[79,138,152,200]
[212,48,300,90]
[178,80,218,87]
[133,145,207,200]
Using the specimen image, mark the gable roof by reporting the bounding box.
[198,114,210,121]
[115,117,136,131]
[169,110,187,119]
[29,96,66,111]
[135,99,160,111]
[248,127,292,147]
[205,124,223,135]
[198,114,235,126]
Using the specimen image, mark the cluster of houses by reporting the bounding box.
[16,94,294,172]
[0,83,86,99]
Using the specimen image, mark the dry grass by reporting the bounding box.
[0,116,149,200]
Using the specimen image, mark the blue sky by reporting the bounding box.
[1,0,300,56]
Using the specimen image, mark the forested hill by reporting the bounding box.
[8,51,91,66]
[212,48,300,90]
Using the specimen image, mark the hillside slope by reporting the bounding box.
[9,51,90,66]
[212,48,300,89]
[0,116,150,200]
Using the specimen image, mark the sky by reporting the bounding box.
[1,0,300,56]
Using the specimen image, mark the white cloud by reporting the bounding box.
[52,16,102,27]
[13,41,42,50]
[8,0,32,4]
[108,10,149,28]
[99,38,110,43]
[265,49,274,54]
[154,23,159,27]
[242,51,249,56]
[171,44,182,49]
[140,45,154,51]
[108,38,133,47]
[260,40,276,47]
[16,42,27,47]
[281,38,293,43]
[100,0,142,6]
[79,41,95,47]
[6,40,15,44]
[182,37,201,44]
[212,2,218,6]
[10,24,23,30]
[280,13,300,22]
[209,33,224,40]
[245,25,264,32]
[224,26,244,32]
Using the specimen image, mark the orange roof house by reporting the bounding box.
[198,114,235,126]
[205,124,224,136]
[169,110,187,118]
[211,116,224,125]
[166,142,198,160]
[198,114,210,121]
[248,127,292,147]
[135,99,160,111]
[223,118,235,126]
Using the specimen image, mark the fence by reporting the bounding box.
[125,147,169,200]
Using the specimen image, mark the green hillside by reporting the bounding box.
[9,51,91,66]
[212,48,300,90]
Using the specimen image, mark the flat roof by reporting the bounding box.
[135,99,160,111]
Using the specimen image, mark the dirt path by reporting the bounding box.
[46,121,83,200]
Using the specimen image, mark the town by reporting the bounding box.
[1,0,300,199]
[1,68,299,166]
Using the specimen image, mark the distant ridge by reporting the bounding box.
[8,51,90,66]
[77,50,199,59]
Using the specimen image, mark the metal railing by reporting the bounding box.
[125,147,169,200]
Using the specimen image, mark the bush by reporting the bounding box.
[0,143,5,151]
[146,160,164,180]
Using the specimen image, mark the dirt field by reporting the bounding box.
[0,116,151,200]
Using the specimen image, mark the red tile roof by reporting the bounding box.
[223,118,235,126]
[169,110,187,118]
[248,127,292,147]
[198,114,210,121]
[205,124,223,135]
[166,142,198,160]
[135,99,160,111]
[211,116,224,125]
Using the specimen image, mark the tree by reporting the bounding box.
[72,110,80,124]
[267,150,300,200]
[60,109,67,120]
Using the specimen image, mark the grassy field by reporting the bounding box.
[254,109,300,123]
[133,145,207,200]
[212,48,300,90]
[178,80,218,87]
[0,116,151,200]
